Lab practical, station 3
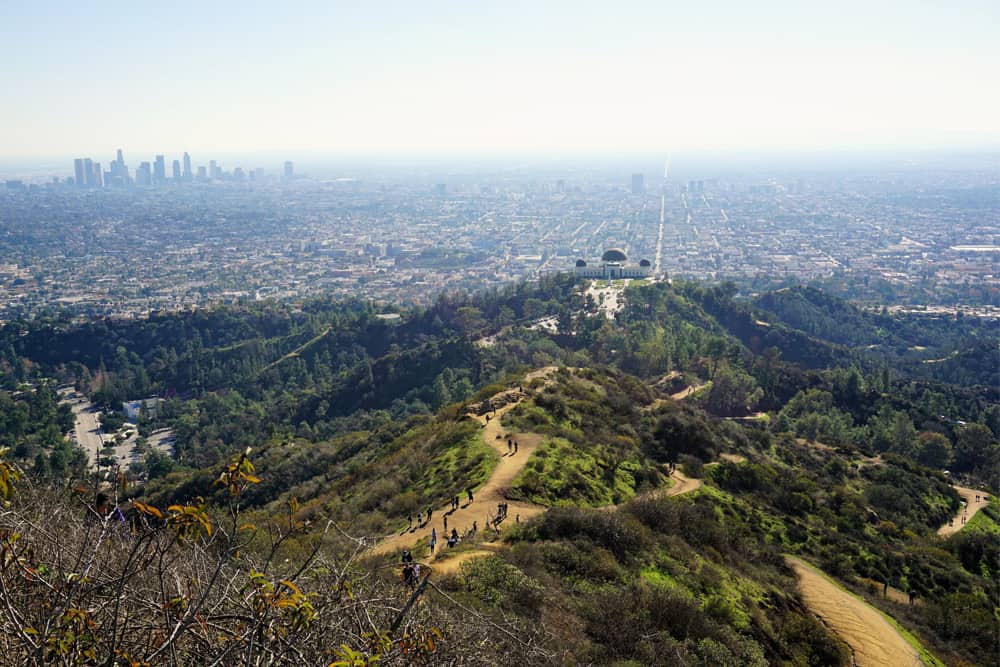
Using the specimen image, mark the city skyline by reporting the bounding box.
[63,148,294,187]
[1,1,998,158]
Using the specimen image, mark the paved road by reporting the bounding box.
[61,392,173,470]
[66,396,104,469]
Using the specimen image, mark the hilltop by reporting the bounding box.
[0,276,997,665]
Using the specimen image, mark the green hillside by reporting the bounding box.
[0,277,996,665]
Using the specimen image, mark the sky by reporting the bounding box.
[1,1,998,161]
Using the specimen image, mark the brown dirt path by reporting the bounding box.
[937,485,990,537]
[670,382,708,401]
[786,556,924,667]
[436,468,707,573]
[662,470,702,497]
[368,368,555,561]
[369,366,709,573]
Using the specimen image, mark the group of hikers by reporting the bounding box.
[493,501,511,527]
[400,550,422,587]
[947,492,988,528]
[398,383,532,584]
[409,489,476,529]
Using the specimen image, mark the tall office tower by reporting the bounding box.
[153,155,166,183]
[136,162,152,186]
[108,148,129,186]
[197,165,207,181]
[284,161,294,179]
[182,152,192,180]
[172,159,181,181]
[90,162,103,188]
[74,159,85,187]
[209,160,218,179]
[83,159,96,187]
[631,173,644,195]
[233,167,245,180]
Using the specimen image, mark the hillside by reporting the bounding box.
[0,278,997,665]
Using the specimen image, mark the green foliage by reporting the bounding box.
[703,363,763,417]
[458,555,544,616]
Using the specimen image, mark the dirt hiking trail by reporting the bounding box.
[369,366,710,574]
[786,556,924,667]
[369,368,556,561]
[937,485,990,537]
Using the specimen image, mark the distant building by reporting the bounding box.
[154,155,166,183]
[135,162,152,186]
[182,152,192,180]
[90,162,103,188]
[574,248,652,279]
[74,159,85,187]
[197,165,207,181]
[631,173,644,194]
[172,159,181,181]
[122,397,165,421]
[284,161,294,179]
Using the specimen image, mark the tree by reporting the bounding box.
[705,364,762,417]
[954,423,998,473]
[916,431,952,469]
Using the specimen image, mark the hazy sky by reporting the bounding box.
[1,1,998,159]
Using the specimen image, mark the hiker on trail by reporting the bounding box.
[427,507,432,522]
[472,520,477,533]
[485,414,491,423]
[976,494,980,502]
[514,440,518,454]
[407,514,412,529]
[507,440,512,453]
[430,528,437,553]
[403,563,415,587]
[883,580,888,597]
[443,516,448,531]
[908,590,916,606]
[416,511,422,525]
[467,488,474,504]
[516,514,520,524]
[451,527,459,541]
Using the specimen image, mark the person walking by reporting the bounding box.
[443,516,448,531]
[514,440,519,454]
[467,488,474,504]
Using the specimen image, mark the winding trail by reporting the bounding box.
[435,469,705,574]
[368,366,711,574]
[786,556,924,667]
[368,368,555,561]
[937,485,991,537]
[670,382,708,401]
